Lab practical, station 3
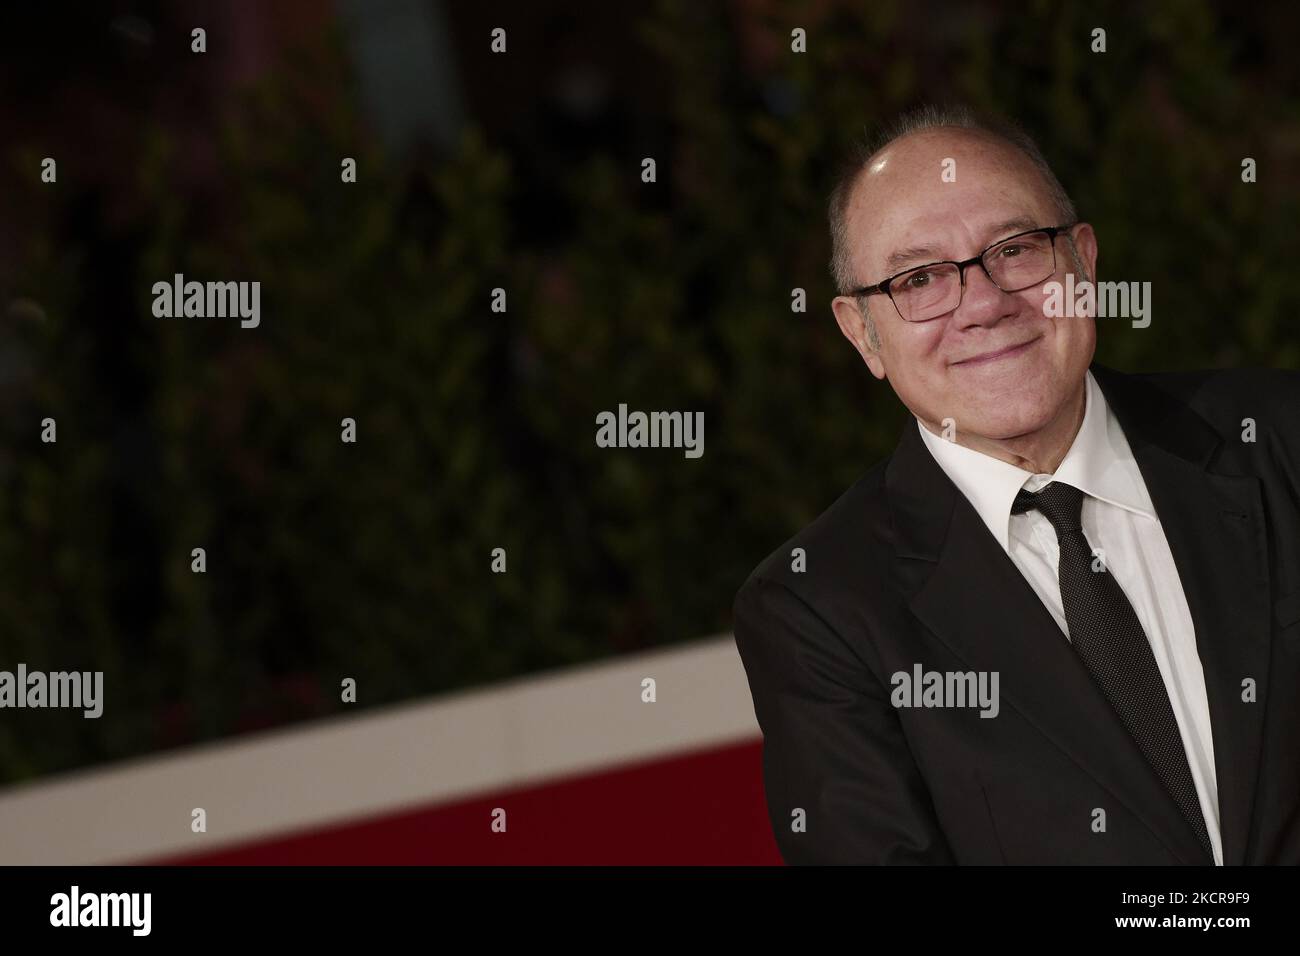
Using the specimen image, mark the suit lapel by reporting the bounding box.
[884,362,1265,864]
[1090,364,1270,866]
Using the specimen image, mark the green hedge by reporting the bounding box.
[1,0,1296,782]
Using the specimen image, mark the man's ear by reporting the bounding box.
[1069,222,1098,284]
[831,296,886,379]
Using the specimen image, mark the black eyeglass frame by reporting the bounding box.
[849,222,1079,321]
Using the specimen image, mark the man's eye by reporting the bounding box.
[903,270,934,289]
[997,244,1025,258]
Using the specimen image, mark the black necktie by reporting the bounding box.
[1012,481,1214,862]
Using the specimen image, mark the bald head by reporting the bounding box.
[828,106,1075,297]
[844,127,1072,296]
[826,106,1099,461]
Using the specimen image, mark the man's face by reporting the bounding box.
[831,129,1098,442]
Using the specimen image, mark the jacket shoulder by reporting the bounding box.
[1121,365,1300,424]
[734,459,894,611]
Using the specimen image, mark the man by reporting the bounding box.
[732,105,1300,865]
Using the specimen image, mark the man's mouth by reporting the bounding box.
[951,335,1042,367]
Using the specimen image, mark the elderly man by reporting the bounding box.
[732,105,1300,865]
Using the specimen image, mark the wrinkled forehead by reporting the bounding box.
[849,129,1060,278]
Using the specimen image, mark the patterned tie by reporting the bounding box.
[1011,481,1214,862]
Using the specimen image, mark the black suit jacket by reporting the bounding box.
[733,362,1300,864]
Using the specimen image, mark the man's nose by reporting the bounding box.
[953,261,1017,325]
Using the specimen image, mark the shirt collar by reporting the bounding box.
[915,368,1156,550]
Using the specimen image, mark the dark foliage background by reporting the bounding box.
[1,0,1297,782]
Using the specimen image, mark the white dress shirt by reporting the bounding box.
[916,369,1223,864]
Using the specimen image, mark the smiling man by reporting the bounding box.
[732,105,1300,865]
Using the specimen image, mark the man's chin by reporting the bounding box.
[952,407,1056,444]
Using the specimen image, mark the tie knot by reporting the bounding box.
[1011,481,1085,532]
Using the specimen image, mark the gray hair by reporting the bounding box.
[827,104,1077,349]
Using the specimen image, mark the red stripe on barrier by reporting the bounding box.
[148,738,782,865]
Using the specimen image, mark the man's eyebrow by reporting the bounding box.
[881,216,1044,274]
[884,244,943,272]
[984,216,1039,242]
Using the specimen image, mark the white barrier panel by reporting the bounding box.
[0,634,759,864]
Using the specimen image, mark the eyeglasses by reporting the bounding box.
[850,223,1077,323]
